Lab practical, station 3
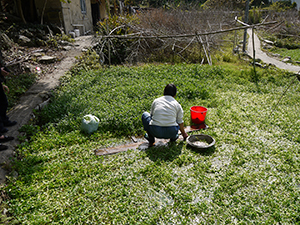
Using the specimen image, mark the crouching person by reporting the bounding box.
[142,83,188,147]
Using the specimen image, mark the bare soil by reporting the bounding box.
[0,35,94,184]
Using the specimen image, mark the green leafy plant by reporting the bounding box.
[4,63,300,224]
[249,7,262,24]
[46,34,75,48]
[95,14,139,65]
[6,72,37,108]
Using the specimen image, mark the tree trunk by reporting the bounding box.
[41,0,48,25]
[16,0,26,24]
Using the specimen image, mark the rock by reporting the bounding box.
[262,43,272,49]
[23,64,34,73]
[21,29,34,38]
[62,46,72,51]
[32,52,43,57]
[35,98,51,111]
[233,46,239,53]
[255,62,265,68]
[255,58,262,63]
[38,55,57,64]
[69,32,76,38]
[32,49,45,53]
[271,53,281,58]
[0,32,13,49]
[58,40,72,46]
[264,39,274,45]
[282,57,292,63]
[18,35,31,46]
[268,63,276,68]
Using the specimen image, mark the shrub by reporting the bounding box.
[274,38,300,49]
[269,0,297,11]
[94,14,138,65]
[6,72,37,108]
[249,8,262,24]
[93,8,238,65]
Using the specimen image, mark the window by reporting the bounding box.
[80,0,87,14]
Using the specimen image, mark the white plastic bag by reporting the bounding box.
[81,114,99,134]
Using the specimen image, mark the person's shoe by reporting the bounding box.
[0,127,8,133]
[148,142,155,147]
[0,135,14,143]
[0,144,8,151]
[144,133,155,147]
[170,134,179,142]
[3,120,17,127]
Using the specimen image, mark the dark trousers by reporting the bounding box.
[142,112,179,142]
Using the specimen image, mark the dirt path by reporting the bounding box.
[0,35,95,184]
[247,29,300,73]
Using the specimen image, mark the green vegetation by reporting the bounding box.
[3,62,300,224]
[270,47,300,62]
[267,0,298,11]
[46,33,75,48]
[95,15,139,65]
[260,31,300,64]
[6,72,37,108]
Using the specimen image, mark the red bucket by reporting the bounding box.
[190,106,207,125]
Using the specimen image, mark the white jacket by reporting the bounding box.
[149,95,184,127]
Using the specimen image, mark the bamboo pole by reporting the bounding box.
[252,26,257,80]
[198,35,211,65]
[98,21,278,40]
[242,0,250,52]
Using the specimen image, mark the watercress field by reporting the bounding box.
[5,63,300,224]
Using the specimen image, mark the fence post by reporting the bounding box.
[252,27,257,79]
[242,0,250,53]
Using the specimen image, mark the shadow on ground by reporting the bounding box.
[146,141,184,162]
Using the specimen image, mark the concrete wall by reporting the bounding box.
[34,0,93,36]
[61,0,93,35]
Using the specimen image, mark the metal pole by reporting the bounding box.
[242,0,250,53]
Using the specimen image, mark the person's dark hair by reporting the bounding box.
[163,83,177,97]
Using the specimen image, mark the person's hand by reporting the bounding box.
[182,132,188,141]
[2,84,9,93]
[179,123,188,141]
[1,67,9,77]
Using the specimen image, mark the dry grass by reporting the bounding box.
[95,8,243,64]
